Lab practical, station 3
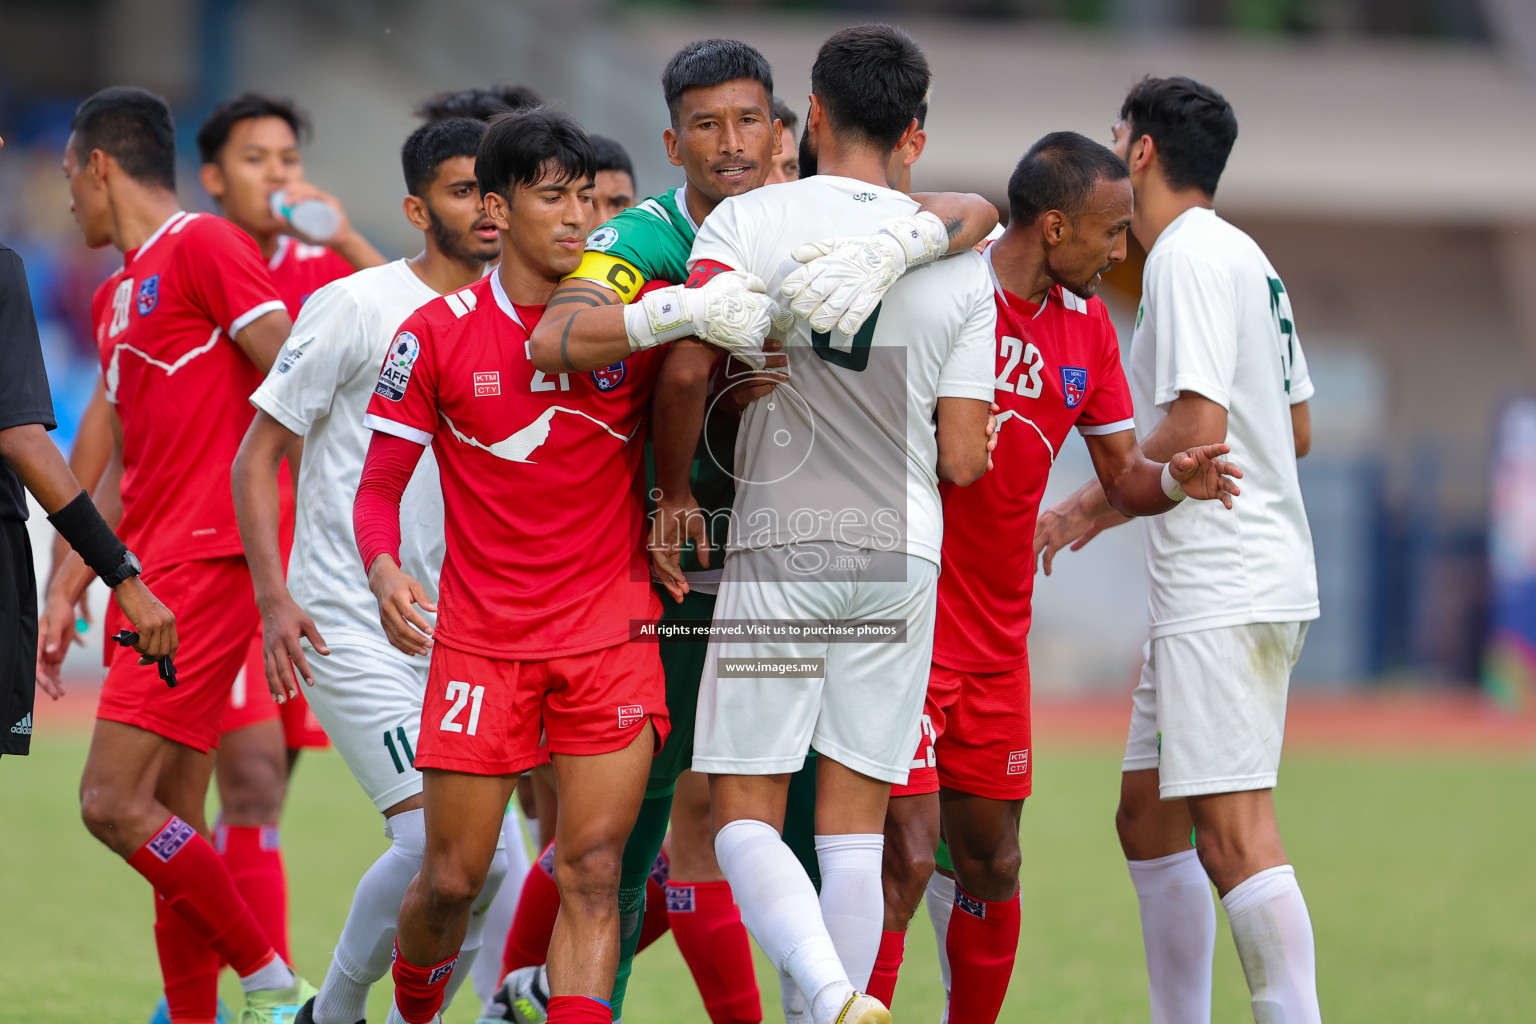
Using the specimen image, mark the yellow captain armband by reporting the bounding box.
[566,251,648,304]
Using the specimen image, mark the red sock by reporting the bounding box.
[667,880,762,1024]
[546,995,613,1023]
[501,841,560,977]
[866,929,906,1006]
[391,939,458,1024]
[154,893,220,1023]
[216,824,290,964]
[946,887,1021,1024]
[126,816,277,977]
[637,870,671,953]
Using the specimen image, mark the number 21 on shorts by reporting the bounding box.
[441,680,485,736]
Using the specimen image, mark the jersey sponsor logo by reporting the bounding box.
[375,331,420,402]
[955,890,988,919]
[618,704,644,729]
[146,817,197,863]
[852,191,879,202]
[1007,749,1030,776]
[136,274,160,316]
[275,337,312,374]
[591,362,626,391]
[1060,367,1087,408]
[474,371,501,396]
[666,884,696,913]
[588,225,620,252]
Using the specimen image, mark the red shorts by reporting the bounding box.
[217,639,329,748]
[415,639,669,776]
[891,661,1033,801]
[98,556,261,753]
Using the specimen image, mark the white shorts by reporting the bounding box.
[1122,621,1309,799]
[301,638,429,813]
[692,544,939,785]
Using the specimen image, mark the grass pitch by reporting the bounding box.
[4,732,1534,1022]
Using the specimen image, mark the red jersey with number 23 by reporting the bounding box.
[363,272,664,660]
[934,250,1136,673]
[93,211,286,570]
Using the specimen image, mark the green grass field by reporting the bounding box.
[5,733,1535,1023]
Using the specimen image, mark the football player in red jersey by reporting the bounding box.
[868,133,1243,1023]
[40,86,314,1023]
[352,109,686,1024]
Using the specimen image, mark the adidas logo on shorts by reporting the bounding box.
[10,713,31,735]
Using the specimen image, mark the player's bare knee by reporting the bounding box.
[951,840,1020,902]
[423,858,485,911]
[881,841,934,921]
[555,838,623,902]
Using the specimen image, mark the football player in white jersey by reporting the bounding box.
[654,25,997,1024]
[230,116,507,1024]
[1037,75,1322,1024]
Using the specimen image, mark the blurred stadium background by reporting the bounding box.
[4,2,1536,1021]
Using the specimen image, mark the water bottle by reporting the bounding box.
[269,188,341,242]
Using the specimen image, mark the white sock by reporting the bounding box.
[813,834,885,992]
[312,808,427,1024]
[1222,864,1322,1024]
[443,845,508,1010]
[925,872,956,1023]
[1127,850,1217,1024]
[779,971,807,1023]
[473,809,530,1006]
[239,955,296,994]
[715,818,852,1024]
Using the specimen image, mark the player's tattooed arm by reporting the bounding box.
[233,410,329,701]
[649,340,716,603]
[909,192,999,253]
[530,279,632,373]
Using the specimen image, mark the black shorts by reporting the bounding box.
[0,518,37,757]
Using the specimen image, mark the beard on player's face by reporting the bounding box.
[797,124,818,178]
[427,199,500,266]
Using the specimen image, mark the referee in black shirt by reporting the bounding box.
[1,141,177,756]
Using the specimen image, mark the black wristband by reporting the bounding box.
[47,490,128,580]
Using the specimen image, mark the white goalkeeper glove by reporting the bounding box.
[623,270,789,370]
[780,210,951,336]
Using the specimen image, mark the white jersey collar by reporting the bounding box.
[490,270,523,328]
[131,210,188,262]
[983,246,1051,321]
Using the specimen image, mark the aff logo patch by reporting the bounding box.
[618,704,644,729]
[275,337,312,374]
[474,371,501,396]
[1007,749,1030,776]
[146,817,197,863]
[955,891,988,920]
[375,331,420,402]
[588,225,620,252]
[591,362,626,392]
[136,274,160,316]
[1061,367,1087,409]
[666,885,696,913]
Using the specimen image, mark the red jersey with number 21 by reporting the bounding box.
[363,272,664,660]
[934,251,1136,673]
[92,211,286,569]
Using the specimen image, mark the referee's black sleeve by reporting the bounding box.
[0,243,58,522]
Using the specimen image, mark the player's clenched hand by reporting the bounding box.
[781,211,949,337]
[274,180,352,245]
[259,593,330,702]
[35,587,80,699]
[629,273,790,371]
[112,577,177,666]
[1168,443,1243,508]
[367,555,436,657]
[650,491,707,604]
[714,339,789,416]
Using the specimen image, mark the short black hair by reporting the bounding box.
[1119,75,1238,197]
[71,86,177,191]
[196,93,309,164]
[476,107,594,202]
[401,116,487,196]
[1007,131,1130,226]
[771,97,798,133]
[662,39,774,128]
[811,24,930,152]
[415,84,543,123]
[591,135,634,180]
